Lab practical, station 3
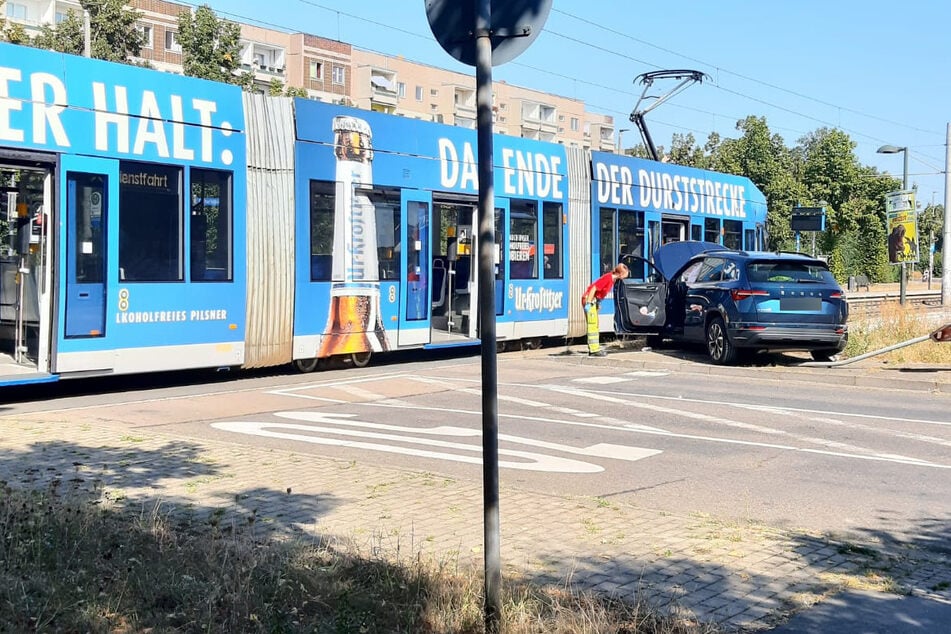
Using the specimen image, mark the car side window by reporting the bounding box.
[695,258,725,283]
[677,261,704,285]
[723,260,739,281]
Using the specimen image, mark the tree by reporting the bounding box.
[285,86,309,98]
[708,116,806,250]
[666,133,706,168]
[30,1,143,62]
[0,1,29,43]
[83,0,144,62]
[32,10,84,55]
[177,4,250,89]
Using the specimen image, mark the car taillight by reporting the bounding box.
[830,291,843,299]
[731,289,769,301]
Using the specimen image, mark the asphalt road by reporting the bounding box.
[8,345,951,557]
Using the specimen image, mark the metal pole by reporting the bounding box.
[474,0,501,630]
[83,10,91,57]
[943,123,951,306]
[899,148,909,305]
[929,230,934,290]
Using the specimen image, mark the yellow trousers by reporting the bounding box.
[585,302,600,353]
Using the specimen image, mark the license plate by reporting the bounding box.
[780,297,821,311]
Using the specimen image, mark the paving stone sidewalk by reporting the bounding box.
[2,413,950,632]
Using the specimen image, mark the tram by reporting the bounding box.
[0,42,767,387]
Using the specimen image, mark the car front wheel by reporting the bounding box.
[706,316,737,365]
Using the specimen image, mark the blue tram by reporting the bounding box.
[0,42,767,387]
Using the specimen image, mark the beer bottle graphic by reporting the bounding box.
[319,116,390,357]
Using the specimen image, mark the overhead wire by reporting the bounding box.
[182,0,945,178]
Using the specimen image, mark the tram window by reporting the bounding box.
[509,199,537,279]
[189,168,232,282]
[309,180,335,281]
[599,207,615,274]
[618,210,644,264]
[119,161,182,282]
[704,218,720,244]
[542,201,562,279]
[723,219,742,250]
[365,187,401,281]
[69,173,105,284]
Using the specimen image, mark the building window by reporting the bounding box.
[165,30,181,53]
[190,168,233,282]
[138,24,153,49]
[6,3,27,20]
[55,11,67,23]
[119,161,183,282]
[415,85,423,101]
[397,81,406,98]
[430,88,439,97]
[254,53,266,67]
[570,117,579,132]
[332,66,345,85]
[309,60,322,80]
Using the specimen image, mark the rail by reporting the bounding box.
[846,289,944,321]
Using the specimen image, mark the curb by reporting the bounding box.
[538,346,951,395]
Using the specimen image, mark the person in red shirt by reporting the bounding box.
[582,263,629,356]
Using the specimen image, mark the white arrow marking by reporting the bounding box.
[211,411,660,473]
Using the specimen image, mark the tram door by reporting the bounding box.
[0,160,53,375]
[661,216,689,245]
[58,155,118,371]
[398,190,432,347]
[433,199,477,341]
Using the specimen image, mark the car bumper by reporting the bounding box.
[729,324,848,350]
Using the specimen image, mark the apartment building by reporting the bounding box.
[6,0,615,150]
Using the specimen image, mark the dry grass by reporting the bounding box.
[0,484,720,633]
[845,302,951,364]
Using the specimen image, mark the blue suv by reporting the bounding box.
[614,242,849,364]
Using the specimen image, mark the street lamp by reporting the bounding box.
[877,144,910,304]
[617,128,630,155]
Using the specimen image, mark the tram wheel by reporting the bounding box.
[522,338,542,351]
[350,351,372,368]
[293,357,321,373]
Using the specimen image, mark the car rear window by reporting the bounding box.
[746,261,837,284]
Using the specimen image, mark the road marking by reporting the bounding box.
[572,376,629,384]
[624,371,671,377]
[211,411,660,473]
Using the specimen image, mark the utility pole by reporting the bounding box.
[943,122,951,305]
[83,10,91,58]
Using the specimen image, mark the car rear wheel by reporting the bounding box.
[706,316,737,365]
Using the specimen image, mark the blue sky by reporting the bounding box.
[198,0,949,207]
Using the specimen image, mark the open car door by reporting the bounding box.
[614,255,668,335]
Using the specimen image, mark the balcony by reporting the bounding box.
[453,87,476,119]
[369,73,398,107]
